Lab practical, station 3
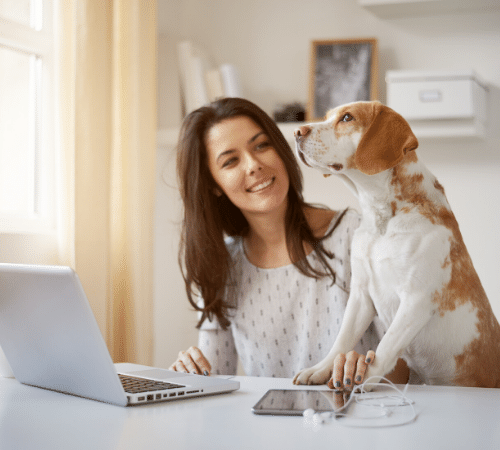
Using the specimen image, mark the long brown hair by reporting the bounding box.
[177,98,346,329]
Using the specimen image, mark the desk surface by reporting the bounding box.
[1,363,499,450]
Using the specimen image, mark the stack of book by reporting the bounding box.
[177,41,242,116]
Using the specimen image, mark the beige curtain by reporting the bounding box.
[57,0,157,365]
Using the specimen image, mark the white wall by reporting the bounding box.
[154,0,500,368]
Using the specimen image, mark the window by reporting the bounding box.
[0,0,54,234]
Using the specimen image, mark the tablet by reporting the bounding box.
[251,389,350,415]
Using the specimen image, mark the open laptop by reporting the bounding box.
[0,263,239,406]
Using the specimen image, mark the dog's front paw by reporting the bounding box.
[293,363,332,385]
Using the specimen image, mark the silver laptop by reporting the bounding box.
[0,263,239,406]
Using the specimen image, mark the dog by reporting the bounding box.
[292,101,500,388]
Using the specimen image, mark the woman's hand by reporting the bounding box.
[169,346,212,376]
[327,350,375,391]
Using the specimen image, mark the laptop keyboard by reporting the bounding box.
[118,374,185,394]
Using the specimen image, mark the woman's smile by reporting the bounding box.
[246,176,275,193]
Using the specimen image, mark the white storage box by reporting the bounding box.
[386,70,488,138]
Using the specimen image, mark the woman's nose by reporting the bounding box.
[244,152,262,175]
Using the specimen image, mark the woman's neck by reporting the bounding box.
[243,204,290,268]
[242,205,336,269]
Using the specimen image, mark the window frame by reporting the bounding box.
[0,0,55,235]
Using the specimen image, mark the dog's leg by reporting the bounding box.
[362,297,434,390]
[293,281,376,385]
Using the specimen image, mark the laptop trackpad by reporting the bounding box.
[125,368,189,380]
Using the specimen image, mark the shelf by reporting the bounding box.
[358,0,500,18]
[405,119,486,139]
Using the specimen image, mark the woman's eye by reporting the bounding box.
[256,141,271,150]
[341,113,353,122]
[222,157,237,168]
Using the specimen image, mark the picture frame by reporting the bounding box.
[307,38,378,121]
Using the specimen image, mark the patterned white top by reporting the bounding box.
[198,209,385,378]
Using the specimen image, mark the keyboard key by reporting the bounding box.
[118,374,185,394]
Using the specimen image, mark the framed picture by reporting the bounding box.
[307,38,378,121]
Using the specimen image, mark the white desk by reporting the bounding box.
[1,363,499,450]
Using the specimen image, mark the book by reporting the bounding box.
[177,41,243,115]
[219,63,242,98]
[205,69,224,102]
[177,41,210,115]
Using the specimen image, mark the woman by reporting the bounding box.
[170,98,408,390]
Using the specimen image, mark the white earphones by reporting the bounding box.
[303,376,417,429]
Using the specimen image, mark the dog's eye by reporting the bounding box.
[341,113,353,122]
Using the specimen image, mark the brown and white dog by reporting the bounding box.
[292,101,500,388]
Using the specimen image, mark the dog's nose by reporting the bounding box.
[294,126,311,140]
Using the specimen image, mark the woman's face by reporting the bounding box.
[205,116,290,219]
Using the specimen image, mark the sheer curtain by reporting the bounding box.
[57,0,157,365]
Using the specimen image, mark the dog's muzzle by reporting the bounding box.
[328,163,343,171]
[296,148,312,167]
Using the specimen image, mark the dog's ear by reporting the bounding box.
[354,103,418,175]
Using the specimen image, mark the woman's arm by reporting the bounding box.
[198,327,238,375]
[168,326,238,376]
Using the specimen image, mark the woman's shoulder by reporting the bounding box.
[306,207,360,238]
[333,208,361,231]
[317,208,360,260]
[224,235,244,260]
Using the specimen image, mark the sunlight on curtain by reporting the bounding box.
[57,0,157,365]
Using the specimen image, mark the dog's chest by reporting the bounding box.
[351,215,453,316]
[352,230,402,319]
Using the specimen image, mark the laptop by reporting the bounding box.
[0,263,239,406]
